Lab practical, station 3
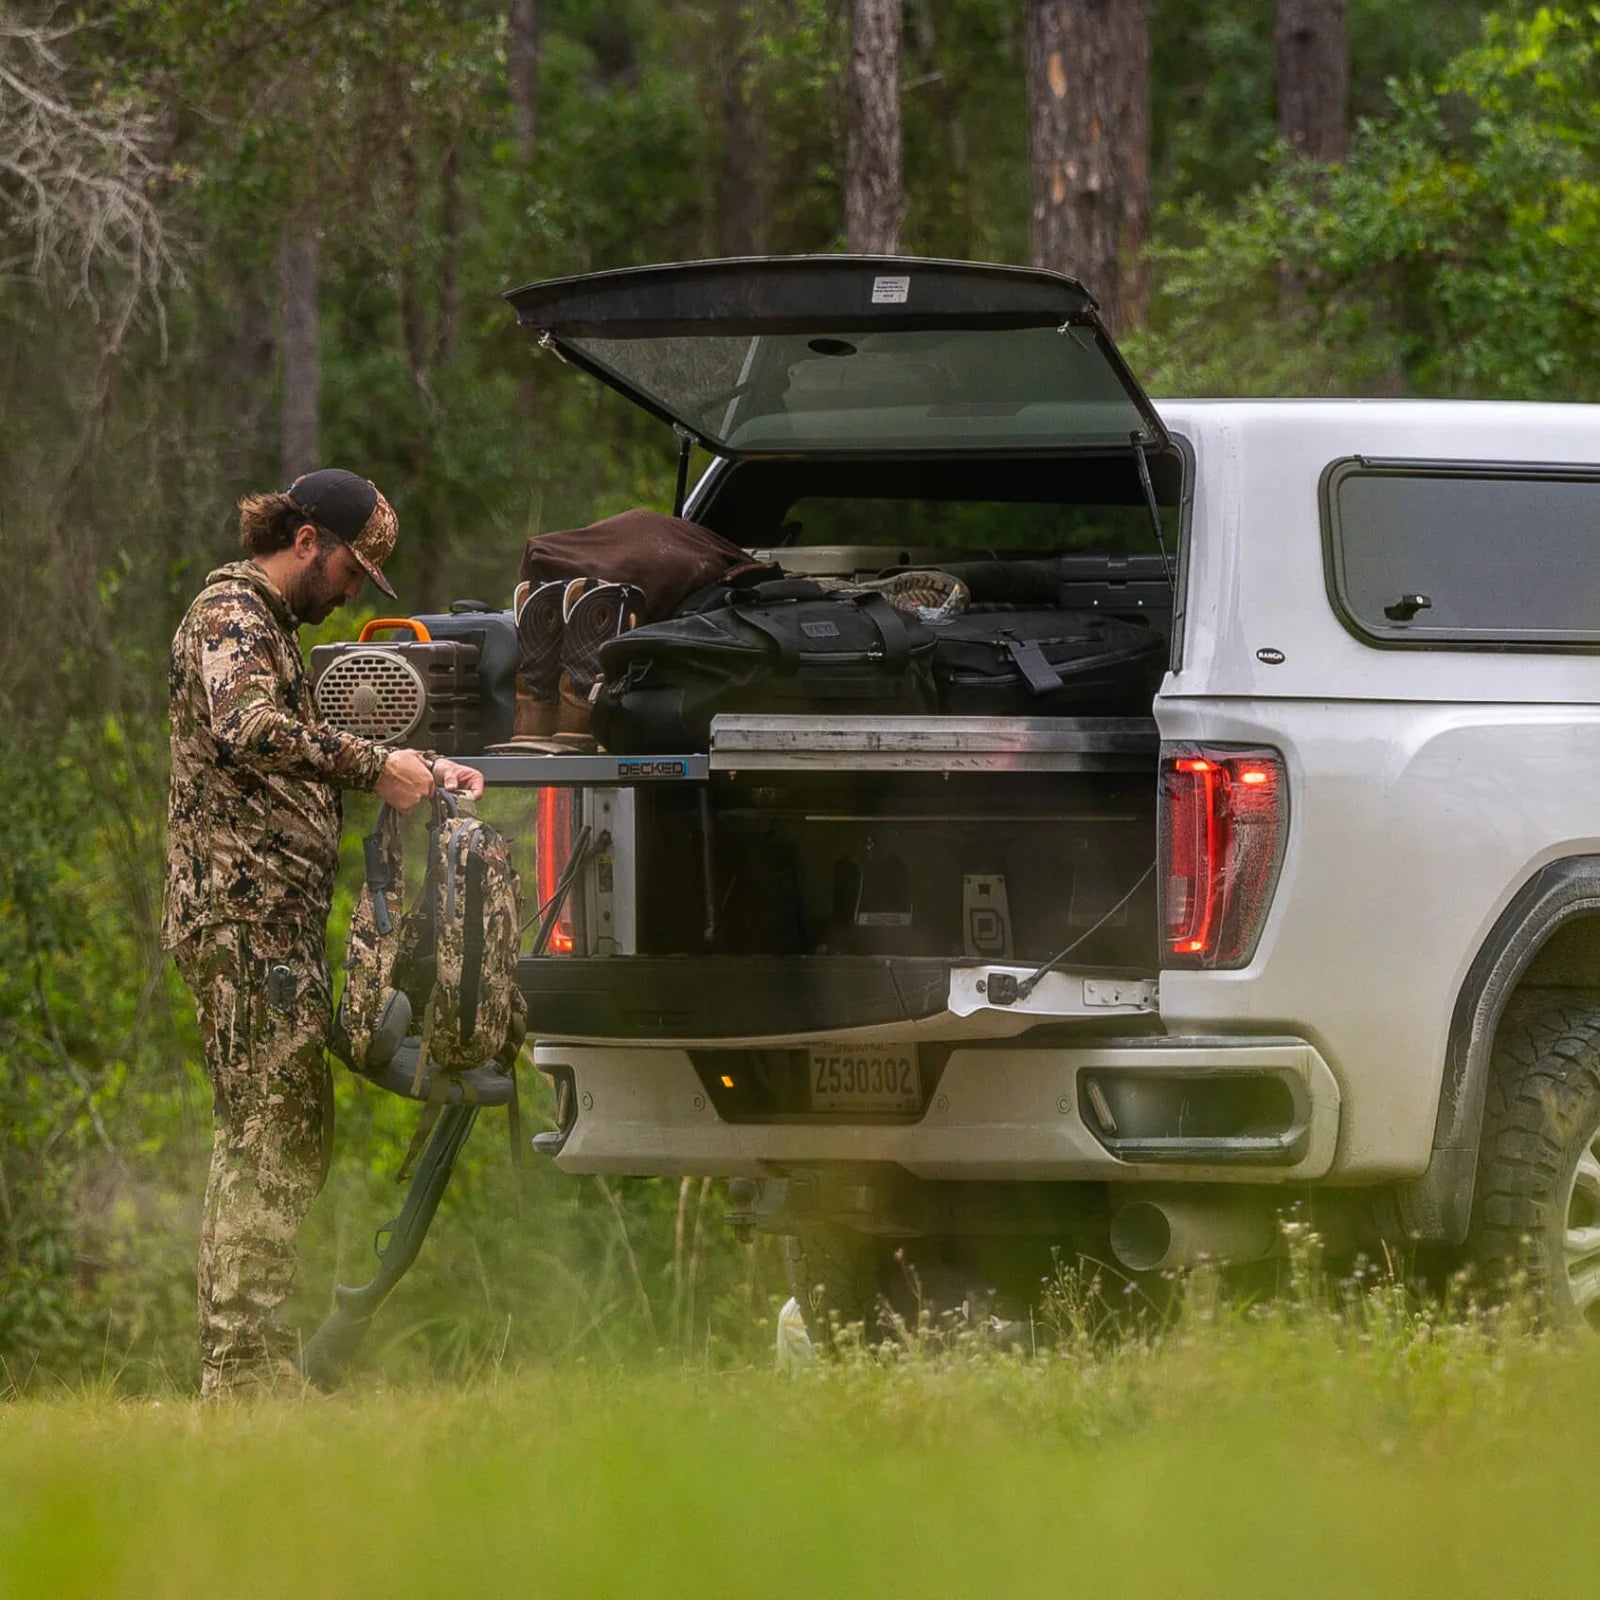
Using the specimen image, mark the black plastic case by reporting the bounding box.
[309,602,515,755]
[407,603,516,749]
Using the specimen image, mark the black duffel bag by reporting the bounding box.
[593,580,936,753]
[931,608,1165,716]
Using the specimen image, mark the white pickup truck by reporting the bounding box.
[470,256,1600,1335]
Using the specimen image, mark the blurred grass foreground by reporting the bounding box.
[3,1252,1600,1600]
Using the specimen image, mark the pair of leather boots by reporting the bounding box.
[508,577,641,752]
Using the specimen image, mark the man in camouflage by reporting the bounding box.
[162,468,482,1399]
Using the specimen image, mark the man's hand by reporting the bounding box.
[375,748,436,814]
[433,757,485,800]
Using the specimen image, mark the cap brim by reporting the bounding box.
[352,548,397,599]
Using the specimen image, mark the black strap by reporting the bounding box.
[396,1071,450,1183]
[1004,637,1066,696]
[855,593,912,673]
[687,576,826,616]
[740,577,829,605]
[730,601,802,670]
[460,834,485,1039]
[363,804,397,935]
[411,787,460,963]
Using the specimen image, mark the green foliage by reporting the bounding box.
[0,719,195,1383]
[4,0,1592,1393]
[1139,4,1600,398]
[1150,0,1485,210]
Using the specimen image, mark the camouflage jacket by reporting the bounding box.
[162,561,390,948]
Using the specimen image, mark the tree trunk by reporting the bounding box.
[1276,0,1348,163]
[437,138,462,366]
[393,117,444,613]
[509,0,541,431]
[844,0,902,254]
[1116,5,1150,332]
[395,125,432,403]
[279,225,320,481]
[719,0,762,255]
[1026,0,1150,336]
[223,269,275,473]
[509,0,540,163]
[907,0,973,251]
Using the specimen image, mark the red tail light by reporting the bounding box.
[1160,746,1287,968]
[535,786,576,955]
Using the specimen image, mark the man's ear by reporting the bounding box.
[293,522,320,559]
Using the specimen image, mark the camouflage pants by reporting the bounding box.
[173,921,334,1398]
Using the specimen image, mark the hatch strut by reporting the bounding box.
[1132,433,1174,591]
[673,428,693,518]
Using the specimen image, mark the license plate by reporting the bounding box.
[807,1041,921,1114]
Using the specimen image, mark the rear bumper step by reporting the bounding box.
[532,1036,1340,1180]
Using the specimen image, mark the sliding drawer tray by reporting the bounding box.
[708,714,1159,774]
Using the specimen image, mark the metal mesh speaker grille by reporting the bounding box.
[314,649,426,742]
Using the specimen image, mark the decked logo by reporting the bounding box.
[616,758,690,778]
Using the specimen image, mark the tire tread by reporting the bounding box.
[1470,1002,1600,1324]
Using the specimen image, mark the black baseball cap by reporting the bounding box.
[285,468,399,598]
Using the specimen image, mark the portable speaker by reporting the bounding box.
[311,619,483,754]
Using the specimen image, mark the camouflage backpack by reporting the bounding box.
[396,790,526,1091]
[335,792,526,1097]
[333,803,412,1074]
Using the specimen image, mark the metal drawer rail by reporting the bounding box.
[708,714,1157,773]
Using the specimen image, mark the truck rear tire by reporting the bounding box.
[1469,1004,1600,1331]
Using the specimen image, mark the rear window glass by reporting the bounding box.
[785,497,1174,554]
[1325,461,1600,645]
[565,325,1155,455]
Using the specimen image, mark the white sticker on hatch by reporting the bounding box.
[871,275,910,305]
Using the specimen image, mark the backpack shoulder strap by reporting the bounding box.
[362,804,401,935]
[458,825,489,1038]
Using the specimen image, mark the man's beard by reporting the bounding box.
[286,548,346,625]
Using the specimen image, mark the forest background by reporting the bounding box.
[2,0,1597,1390]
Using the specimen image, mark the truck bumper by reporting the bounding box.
[532,1036,1340,1182]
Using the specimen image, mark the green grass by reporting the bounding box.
[4,1271,1600,1599]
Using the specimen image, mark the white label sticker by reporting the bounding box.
[871,275,910,305]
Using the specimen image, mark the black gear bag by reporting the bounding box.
[930,609,1165,716]
[593,580,936,753]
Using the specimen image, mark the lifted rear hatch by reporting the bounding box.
[504,255,1166,458]
[499,258,1173,1050]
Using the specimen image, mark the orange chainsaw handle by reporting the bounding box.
[358,618,432,643]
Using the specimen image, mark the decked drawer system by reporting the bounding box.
[479,712,1162,1033]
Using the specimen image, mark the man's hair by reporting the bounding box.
[238,491,344,557]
